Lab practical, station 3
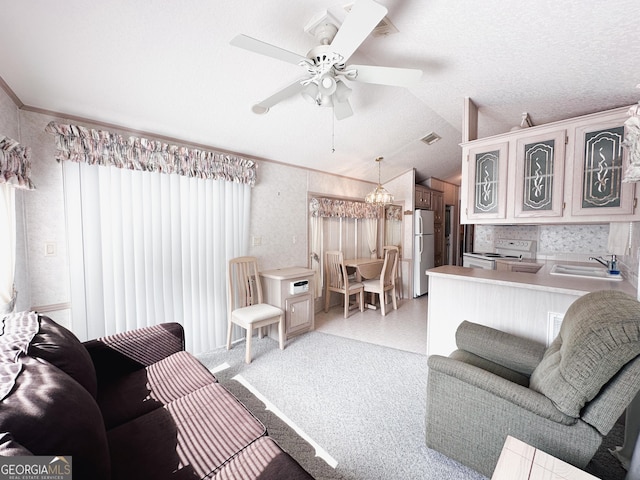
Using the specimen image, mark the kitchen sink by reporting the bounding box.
[549,264,623,281]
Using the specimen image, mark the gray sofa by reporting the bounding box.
[0,311,314,480]
[425,290,640,477]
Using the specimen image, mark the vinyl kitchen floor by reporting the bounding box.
[313,293,428,355]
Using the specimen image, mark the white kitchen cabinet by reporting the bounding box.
[460,105,638,224]
[570,113,635,217]
[464,141,509,220]
[260,267,315,339]
[513,129,566,219]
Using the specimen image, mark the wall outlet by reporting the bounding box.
[251,235,262,246]
[44,242,56,257]
[547,312,564,345]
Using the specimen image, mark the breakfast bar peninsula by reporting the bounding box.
[426,265,637,357]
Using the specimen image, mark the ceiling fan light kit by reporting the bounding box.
[231,0,422,120]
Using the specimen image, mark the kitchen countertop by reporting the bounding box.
[427,264,637,297]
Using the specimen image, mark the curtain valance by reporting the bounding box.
[310,196,382,219]
[0,136,35,190]
[45,122,256,186]
[623,100,640,182]
[385,204,402,222]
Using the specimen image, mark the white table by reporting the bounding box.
[344,258,384,309]
[343,257,384,281]
[492,436,599,480]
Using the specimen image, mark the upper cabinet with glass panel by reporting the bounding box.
[464,142,509,220]
[514,130,566,218]
[460,105,638,224]
[571,120,634,216]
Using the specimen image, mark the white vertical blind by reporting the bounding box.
[321,217,370,259]
[63,162,250,354]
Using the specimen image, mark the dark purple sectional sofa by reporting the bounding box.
[0,311,314,480]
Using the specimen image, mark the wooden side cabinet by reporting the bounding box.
[260,267,315,339]
[415,185,432,209]
[431,190,444,223]
[286,295,312,337]
[433,223,443,267]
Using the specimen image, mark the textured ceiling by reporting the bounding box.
[1,0,639,185]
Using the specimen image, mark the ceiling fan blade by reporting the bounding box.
[230,34,307,66]
[329,0,387,63]
[333,99,353,120]
[347,65,423,87]
[252,79,306,114]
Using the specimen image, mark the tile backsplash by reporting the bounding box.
[538,225,609,255]
[475,224,608,259]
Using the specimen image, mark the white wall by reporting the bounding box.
[15,110,72,325]
[249,160,374,271]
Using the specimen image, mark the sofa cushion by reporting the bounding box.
[0,432,32,456]
[108,383,266,480]
[0,311,40,401]
[28,315,98,398]
[212,437,314,480]
[99,350,217,429]
[0,355,110,480]
[530,290,640,417]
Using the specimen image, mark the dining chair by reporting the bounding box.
[363,246,398,316]
[227,256,284,364]
[383,245,402,300]
[324,251,364,318]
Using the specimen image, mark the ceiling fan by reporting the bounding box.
[230,0,422,120]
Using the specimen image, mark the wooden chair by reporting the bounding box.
[383,245,402,300]
[363,246,398,316]
[227,256,284,364]
[324,251,364,318]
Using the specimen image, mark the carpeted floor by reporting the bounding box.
[197,332,628,480]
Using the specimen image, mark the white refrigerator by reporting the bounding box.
[413,209,435,297]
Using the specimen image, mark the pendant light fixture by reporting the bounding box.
[365,156,394,205]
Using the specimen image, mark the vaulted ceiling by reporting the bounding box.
[1,0,639,185]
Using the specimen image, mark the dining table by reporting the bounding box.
[343,257,384,281]
[343,257,384,310]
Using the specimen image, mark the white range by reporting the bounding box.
[462,239,536,270]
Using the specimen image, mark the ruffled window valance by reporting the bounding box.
[385,204,402,222]
[0,136,35,190]
[310,196,382,219]
[45,122,256,186]
[623,96,640,183]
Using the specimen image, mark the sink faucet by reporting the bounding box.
[589,255,618,272]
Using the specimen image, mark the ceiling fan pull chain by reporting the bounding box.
[332,111,336,153]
